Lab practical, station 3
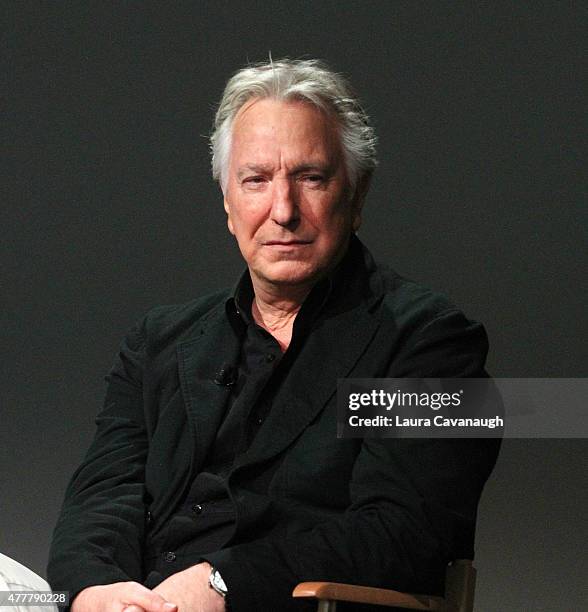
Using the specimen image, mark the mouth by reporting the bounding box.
[263,240,313,247]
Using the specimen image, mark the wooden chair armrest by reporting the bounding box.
[292,581,444,610]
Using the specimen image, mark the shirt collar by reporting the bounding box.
[224,237,358,336]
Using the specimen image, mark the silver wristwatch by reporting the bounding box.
[209,566,228,598]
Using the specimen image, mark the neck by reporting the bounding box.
[250,279,313,352]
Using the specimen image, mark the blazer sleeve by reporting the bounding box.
[203,309,501,611]
[47,319,150,602]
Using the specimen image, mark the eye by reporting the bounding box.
[301,174,325,185]
[242,176,268,190]
[243,176,266,184]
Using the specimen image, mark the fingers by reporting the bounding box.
[121,583,178,612]
[70,582,178,612]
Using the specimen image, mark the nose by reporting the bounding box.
[270,178,299,229]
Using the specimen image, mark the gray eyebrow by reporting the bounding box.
[236,162,333,180]
[236,164,274,179]
[289,163,330,174]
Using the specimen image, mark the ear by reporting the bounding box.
[223,197,235,235]
[350,174,371,232]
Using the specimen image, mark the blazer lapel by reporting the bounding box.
[177,303,242,474]
[232,302,381,472]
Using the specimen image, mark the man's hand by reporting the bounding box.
[71,581,178,612]
[150,563,225,612]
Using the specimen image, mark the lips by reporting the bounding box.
[263,240,312,246]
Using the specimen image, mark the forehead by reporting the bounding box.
[230,97,342,165]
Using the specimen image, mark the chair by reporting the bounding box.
[293,559,476,612]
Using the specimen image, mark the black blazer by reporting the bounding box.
[48,238,500,611]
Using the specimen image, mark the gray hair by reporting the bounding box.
[210,58,377,194]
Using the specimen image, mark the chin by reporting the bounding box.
[257,262,322,287]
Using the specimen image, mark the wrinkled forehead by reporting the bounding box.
[230,97,344,166]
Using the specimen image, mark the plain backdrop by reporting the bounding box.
[3,3,586,610]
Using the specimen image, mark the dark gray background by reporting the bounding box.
[3,2,586,610]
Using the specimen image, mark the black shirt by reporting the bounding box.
[143,267,333,580]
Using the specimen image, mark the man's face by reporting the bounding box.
[223,98,361,291]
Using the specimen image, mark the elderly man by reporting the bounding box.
[48,59,499,612]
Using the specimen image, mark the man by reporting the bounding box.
[48,59,499,612]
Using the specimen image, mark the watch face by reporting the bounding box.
[211,569,228,595]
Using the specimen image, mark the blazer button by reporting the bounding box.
[163,551,176,563]
[192,504,203,515]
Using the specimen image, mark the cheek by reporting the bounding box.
[313,200,354,233]
[229,202,266,239]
